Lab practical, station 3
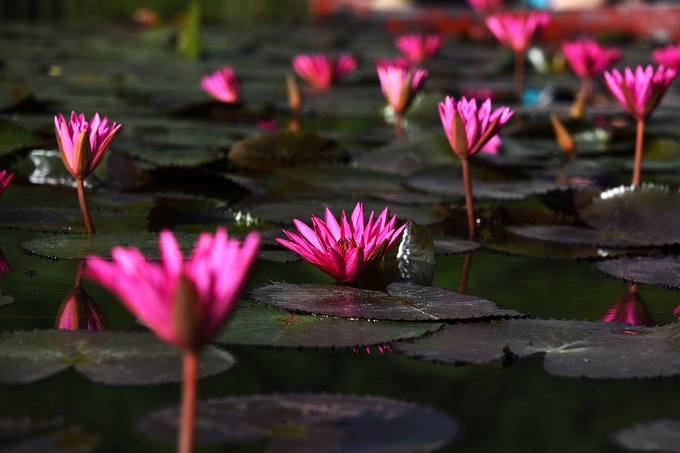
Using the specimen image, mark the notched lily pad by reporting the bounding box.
[596,257,680,290]
[135,393,460,452]
[251,282,520,321]
[228,130,348,171]
[396,318,680,379]
[0,330,234,385]
[215,301,440,348]
[611,419,680,452]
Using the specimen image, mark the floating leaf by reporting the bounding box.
[433,239,482,256]
[610,419,680,453]
[0,330,234,385]
[0,294,16,308]
[251,282,520,321]
[22,232,164,260]
[396,319,680,379]
[506,225,643,248]
[215,301,440,348]
[135,393,460,452]
[145,205,258,232]
[0,425,99,453]
[596,257,680,290]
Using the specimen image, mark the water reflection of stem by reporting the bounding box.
[632,119,645,187]
[396,114,403,139]
[514,50,525,100]
[460,158,476,234]
[458,252,473,294]
[74,260,85,289]
[76,178,95,234]
[178,350,198,453]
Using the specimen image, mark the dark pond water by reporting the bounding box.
[1,5,680,453]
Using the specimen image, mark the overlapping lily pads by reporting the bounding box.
[251,282,520,321]
[611,419,680,452]
[0,330,234,385]
[135,393,460,451]
[396,318,680,379]
[595,257,680,290]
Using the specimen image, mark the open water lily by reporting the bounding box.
[376,60,428,138]
[292,53,357,89]
[277,202,407,283]
[200,66,240,103]
[395,33,444,63]
[652,44,680,71]
[0,170,12,198]
[562,38,621,100]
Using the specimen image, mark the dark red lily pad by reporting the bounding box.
[135,393,460,452]
[611,419,680,452]
[251,282,520,321]
[595,257,680,290]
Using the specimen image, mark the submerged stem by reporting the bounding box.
[632,119,645,187]
[460,158,476,234]
[76,178,95,234]
[178,349,199,453]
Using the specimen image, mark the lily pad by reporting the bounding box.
[595,257,680,290]
[506,225,644,248]
[0,330,234,385]
[135,393,460,452]
[251,282,520,321]
[396,318,680,379]
[0,425,99,453]
[611,419,680,452]
[215,301,440,348]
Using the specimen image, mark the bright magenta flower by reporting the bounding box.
[200,66,240,103]
[602,289,655,327]
[653,44,680,71]
[56,289,108,331]
[276,203,407,283]
[0,170,13,198]
[84,228,260,351]
[376,61,428,115]
[292,54,357,89]
[438,96,513,159]
[603,65,676,121]
[54,111,121,179]
[395,34,445,63]
[485,12,550,53]
[562,38,621,80]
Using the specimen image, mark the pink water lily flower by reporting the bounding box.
[276,203,407,283]
[603,65,676,121]
[485,12,550,53]
[376,61,428,115]
[84,228,260,351]
[54,111,121,179]
[653,44,680,71]
[0,170,13,198]
[562,38,621,80]
[292,54,357,89]
[200,66,240,103]
[56,289,108,331]
[395,33,445,63]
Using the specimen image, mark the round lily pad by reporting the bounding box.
[611,419,680,452]
[396,318,680,379]
[215,301,440,348]
[433,239,481,256]
[135,393,460,452]
[595,257,680,290]
[251,282,520,321]
[0,330,234,385]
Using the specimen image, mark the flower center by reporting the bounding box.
[336,237,358,254]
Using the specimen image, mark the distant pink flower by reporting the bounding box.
[466,0,503,14]
[292,54,357,89]
[562,38,621,80]
[54,112,121,179]
[276,202,407,283]
[438,96,513,159]
[652,44,680,71]
[395,34,445,63]
[485,12,550,53]
[0,249,10,278]
[256,119,278,131]
[56,289,108,330]
[603,65,676,121]
[602,290,655,327]
[376,62,428,115]
[84,228,260,351]
[0,170,13,198]
[200,66,240,103]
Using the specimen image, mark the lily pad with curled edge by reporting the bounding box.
[251,282,520,321]
[610,419,680,452]
[135,393,460,452]
[395,318,680,379]
[214,301,440,349]
[595,257,680,290]
[404,165,567,201]
[0,330,234,385]
[228,130,348,172]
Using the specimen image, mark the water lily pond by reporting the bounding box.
[3,4,680,453]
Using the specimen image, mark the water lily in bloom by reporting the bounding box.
[652,44,680,71]
[200,66,240,103]
[0,170,13,198]
[376,60,428,137]
[277,203,407,283]
[562,38,621,100]
[292,54,357,89]
[395,33,445,63]
[604,65,676,186]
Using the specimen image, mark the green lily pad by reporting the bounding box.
[251,282,520,321]
[596,257,680,290]
[135,393,460,451]
[0,294,16,308]
[21,232,165,260]
[0,330,234,385]
[215,301,440,348]
[611,419,680,452]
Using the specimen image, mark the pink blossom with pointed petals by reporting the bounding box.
[438,96,513,159]
[395,34,445,63]
[0,170,13,198]
[376,62,428,115]
[602,291,655,327]
[603,65,676,121]
[561,38,621,80]
[292,54,357,89]
[54,112,121,179]
[276,202,407,283]
[56,289,108,331]
[200,66,240,103]
[84,228,260,351]
[485,12,550,53]
[466,0,503,15]
[652,44,680,71]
